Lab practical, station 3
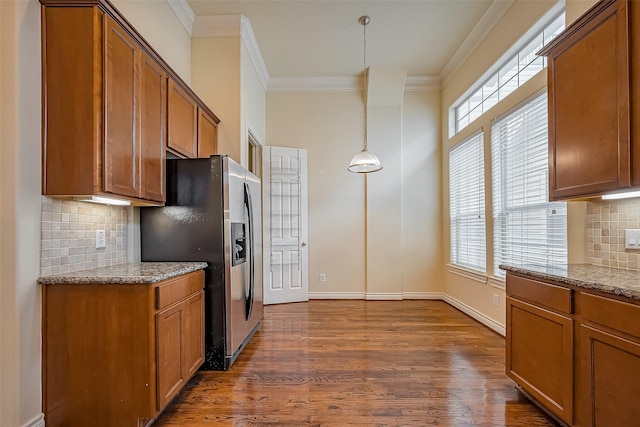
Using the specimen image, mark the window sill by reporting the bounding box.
[447,264,488,284]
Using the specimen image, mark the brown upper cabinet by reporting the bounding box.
[40,0,219,205]
[167,78,220,159]
[539,0,640,201]
[167,79,198,158]
[197,108,219,158]
[41,6,166,205]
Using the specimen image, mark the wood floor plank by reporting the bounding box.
[153,300,557,426]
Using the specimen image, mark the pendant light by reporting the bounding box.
[348,15,383,173]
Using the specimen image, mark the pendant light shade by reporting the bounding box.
[348,15,382,174]
[348,149,383,173]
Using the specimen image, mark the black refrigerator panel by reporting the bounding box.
[140,155,262,371]
[141,157,228,369]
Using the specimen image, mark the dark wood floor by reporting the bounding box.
[153,300,557,426]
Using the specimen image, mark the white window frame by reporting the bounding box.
[491,92,567,277]
[449,131,486,274]
[449,5,565,138]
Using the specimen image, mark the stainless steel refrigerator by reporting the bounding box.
[140,155,263,370]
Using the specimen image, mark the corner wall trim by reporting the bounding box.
[23,414,45,427]
[166,0,195,36]
[240,16,270,90]
[442,294,505,336]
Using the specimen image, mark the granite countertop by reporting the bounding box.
[500,264,640,301]
[37,262,208,285]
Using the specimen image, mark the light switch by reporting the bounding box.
[625,229,640,249]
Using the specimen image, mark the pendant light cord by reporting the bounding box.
[361,16,369,152]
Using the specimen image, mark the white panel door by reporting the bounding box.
[262,147,308,304]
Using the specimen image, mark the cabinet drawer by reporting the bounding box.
[507,274,573,314]
[580,292,640,338]
[156,270,204,310]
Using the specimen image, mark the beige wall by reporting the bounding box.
[192,31,267,166]
[112,0,192,84]
[267,89,441,298]
[401,91,443,294]
[241,42,267,154]
[0,2,191,425]
[192,37,242,162]
[567,0,599,23]
[267,91,366,295]
[1,1,43,425]
[440,0,602,331]
[441,0,563,331]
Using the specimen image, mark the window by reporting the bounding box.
[452,12,565,136]
[247,131,262,178]
[491,93,567,277]
[449,132,486,273]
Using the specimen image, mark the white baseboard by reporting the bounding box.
[24,414,44,427]
[442,294,505,336]
[309,292,445,300]
[309,292,365,299]
[365,293,403,300]
[402,292,445,299]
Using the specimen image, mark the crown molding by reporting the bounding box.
[166,0,195,36]
[192,15,270,90]
[405,76,441,92]
[268,76,360,92]
[240,16,270,91]
[440,0,515,86]
[267,75,440,93]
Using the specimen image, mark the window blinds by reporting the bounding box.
[491,93,567,277]
[449,132,486,273]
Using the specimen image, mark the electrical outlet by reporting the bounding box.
[492,294,499,307]
[95,230,106,249]
[626,229,640,249]
[319,273,326,282]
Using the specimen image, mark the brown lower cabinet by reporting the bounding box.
[506,275,574,424]
[506,272,640,426]
[42,270,205,427]
[574,292,640,426]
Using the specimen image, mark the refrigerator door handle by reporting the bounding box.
[244,182,254,320]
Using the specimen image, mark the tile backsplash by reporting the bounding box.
[586,199,640,270]
[40,197,127,275]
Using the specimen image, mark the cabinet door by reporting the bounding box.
[104,16,140,198]
[139,52,166,202]
[167,79,198,158]
[183,290,205,377]
[197,109,218,158]
[547,0,630,200]
[506,297,573,424]
[577,324,640,426]
[631,0,640,186]
[156,303,184,411]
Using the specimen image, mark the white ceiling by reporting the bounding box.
[186,0,510,82]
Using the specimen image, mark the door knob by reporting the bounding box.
[300,241,307,247]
